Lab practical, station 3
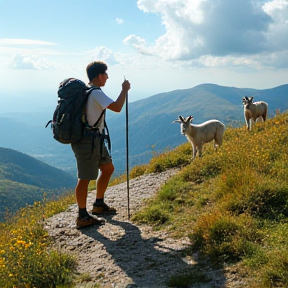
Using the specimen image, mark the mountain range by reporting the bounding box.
[103,83,288,173]
[0,83,287,177]
[0,83,287,221]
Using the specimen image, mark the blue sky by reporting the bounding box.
[1,0,288,109]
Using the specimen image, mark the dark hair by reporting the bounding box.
[86,61,107,82]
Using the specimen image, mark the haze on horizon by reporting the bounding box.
[0,0,287,112]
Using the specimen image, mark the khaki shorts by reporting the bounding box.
[71,131,112,180]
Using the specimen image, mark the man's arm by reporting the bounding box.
[107,80,130,112]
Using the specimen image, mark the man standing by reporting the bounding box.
[72,61,131,229]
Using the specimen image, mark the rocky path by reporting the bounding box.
[44,169,244,288]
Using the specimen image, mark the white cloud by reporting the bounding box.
[5,53,54,70]
[116,18,124,24]
[0,39,56,46]
[123,35,146,46]
[258,50,288,69]
[262,0,288,51]
[123,35,154,55]
[0,38,61,70]
[129,0,288,69]
[0,38,88,71]
[88,46,118,65]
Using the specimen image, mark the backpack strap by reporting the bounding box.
[87,109,112,157]
[91,109,106,129]
[101,111,111,154]
[84,89,111,155]
[83,86,103,130]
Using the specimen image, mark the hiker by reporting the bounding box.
[72,61,131,229]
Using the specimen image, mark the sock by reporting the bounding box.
[94,198,104,207]
[78,208,89,218]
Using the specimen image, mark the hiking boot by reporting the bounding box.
[76,214,105,229]
[92,203,117,215]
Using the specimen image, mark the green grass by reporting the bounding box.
[131,113,288,287]
[1,113,288,287]
[0,193,77,288]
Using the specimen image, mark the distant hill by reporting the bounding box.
[0,147,76,221]
[0,83,287,176]
[108,83,288,172]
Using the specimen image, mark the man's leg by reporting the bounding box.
[92,162,116,214]
[72,138,105,228]
[75,179,90,208]
[75,178,105,228]
[96,163,114,199]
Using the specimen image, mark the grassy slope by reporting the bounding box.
[0,112,288,287]
[130,112,288,287]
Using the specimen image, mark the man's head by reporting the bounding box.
[86,61,108,83]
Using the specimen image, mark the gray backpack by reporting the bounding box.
[46,78,98,144]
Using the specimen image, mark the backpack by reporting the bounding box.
[45,78,99,144]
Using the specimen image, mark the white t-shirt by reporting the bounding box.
[86,88,113,130]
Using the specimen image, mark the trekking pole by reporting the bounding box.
[125,76,130,219]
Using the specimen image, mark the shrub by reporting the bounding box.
[132,204,171,226]
[189,211,261,262]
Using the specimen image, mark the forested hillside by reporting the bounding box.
[0,147,76,221]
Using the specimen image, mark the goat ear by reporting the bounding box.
[172,119,181,123]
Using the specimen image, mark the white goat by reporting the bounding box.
[173,115,225,159]
[242,96,268,130]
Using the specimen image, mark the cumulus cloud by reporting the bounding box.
[89,46,118,65]
[123,35,155,55]
[262,0,288,50]
[125,0,288,68]
[5,53,53,70]
[0,38,60,70]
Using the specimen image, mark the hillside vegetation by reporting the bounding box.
[0,112,288,287]
[131,112,288,287]
[0,147,76,189]
[0,147,76,221]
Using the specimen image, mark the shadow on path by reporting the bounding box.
[81,216,227,287]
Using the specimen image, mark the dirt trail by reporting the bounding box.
[44,169,246,288]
